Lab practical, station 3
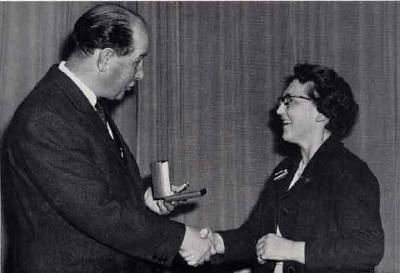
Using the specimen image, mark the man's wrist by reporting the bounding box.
[290,241,305,264]
[181,225,197,251]
[180,225,189,250]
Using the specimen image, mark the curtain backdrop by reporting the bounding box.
[0,2,398,273]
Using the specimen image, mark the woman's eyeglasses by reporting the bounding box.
[278,94,312,107]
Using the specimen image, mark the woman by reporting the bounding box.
[210,63,384,273]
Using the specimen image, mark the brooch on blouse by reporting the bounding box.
[273,169,288,181]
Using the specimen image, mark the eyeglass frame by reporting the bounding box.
[278,94,312,107]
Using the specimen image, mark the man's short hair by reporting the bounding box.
[72,4,145,56]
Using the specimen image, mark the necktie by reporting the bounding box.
[95,101,125,159]
[95,101,108,126]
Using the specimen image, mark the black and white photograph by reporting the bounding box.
[0,2,398,273]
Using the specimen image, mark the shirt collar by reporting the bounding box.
[58,61,97,108]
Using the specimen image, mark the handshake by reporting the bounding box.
[179,228,305,267]
[145,186,304,267]
[179,226,225,267]
[144,187,225,266]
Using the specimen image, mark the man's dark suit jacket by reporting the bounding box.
[216,137,384,273]
[2,65,186,273]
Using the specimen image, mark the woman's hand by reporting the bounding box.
[256,233,305,264]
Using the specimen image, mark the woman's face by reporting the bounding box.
[276,79,322,146]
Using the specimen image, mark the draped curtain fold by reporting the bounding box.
[0,2,398,273]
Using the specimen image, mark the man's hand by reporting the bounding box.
[199,227,225,254]
[179,226,216,266]
[256,233,305,264]
[144,187,175,215]
[144,184,188,215]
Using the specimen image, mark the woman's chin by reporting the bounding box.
[281,130,290,141]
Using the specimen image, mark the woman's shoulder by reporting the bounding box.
[329,142,369,171]
[325,142,379,190]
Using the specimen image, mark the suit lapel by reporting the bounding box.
[104,110,145,198]
[48,65,95,116]
[48,65,128,171]
[284,175,311,196]
[281,137,341,197]
[109,121,143,185]
[99,101,143,187]
[272,159,299,197]
[102,105,130,166]
[100,119,128,170]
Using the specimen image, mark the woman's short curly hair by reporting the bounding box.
[286,63,359,139]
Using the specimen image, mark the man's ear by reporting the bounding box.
[96,48,116,72]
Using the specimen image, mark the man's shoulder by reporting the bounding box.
[23,63,83,108]
[6,65,78,134]
[32,64,67,97]
[17,76,66,116]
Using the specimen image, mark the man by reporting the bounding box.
[2,4,212,273]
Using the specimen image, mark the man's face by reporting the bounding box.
[105,23,149,100]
